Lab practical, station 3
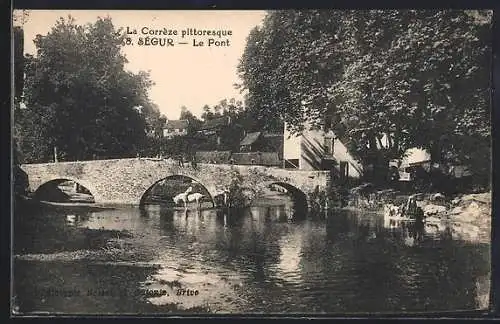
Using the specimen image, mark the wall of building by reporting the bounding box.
[163,128,187,138]
[283,122,363,178]
[332,139,363,178]
[283,124,301,162]
[299,128,326,171]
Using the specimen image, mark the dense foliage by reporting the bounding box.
[238,10,492,182]
[151,98,266,155]
[15,16,164,163]
[13,11,277,163]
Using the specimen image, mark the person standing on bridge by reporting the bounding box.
[191,155,198,170]
[178,154,184,167]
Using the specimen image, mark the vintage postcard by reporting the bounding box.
[12,9,492,316]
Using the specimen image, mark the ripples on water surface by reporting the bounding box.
[13,201,490,314]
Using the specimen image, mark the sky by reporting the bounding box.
[16,10,267,119]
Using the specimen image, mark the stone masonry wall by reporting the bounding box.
[21,158,330,206]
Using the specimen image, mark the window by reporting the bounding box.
[340,161,349,178]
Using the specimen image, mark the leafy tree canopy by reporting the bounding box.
[238,10,491,178]
[16,16,165,162]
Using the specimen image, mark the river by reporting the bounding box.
[12,198,490,315]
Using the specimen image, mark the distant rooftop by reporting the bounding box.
[164,119,189,130]
[199,116,230,130]
[240,132,262,146]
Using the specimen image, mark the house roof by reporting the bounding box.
[240,132,262,146]
[164,119,189,130]
[199,116,230,130]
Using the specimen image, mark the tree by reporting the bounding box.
[199,99,251,151]
[13,21,26,167]
[13,10,30,26]
[238,10,491,184]
[142,102,166,137]
[200,104,215,121]
[180,106,202,134]
[329,10,491,182]
[16,16,159,162]
[238,11,345,134]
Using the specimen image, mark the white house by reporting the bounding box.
[283,121,363,179]
[162,119,189,138]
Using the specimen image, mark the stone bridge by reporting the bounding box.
[21,158,331,208]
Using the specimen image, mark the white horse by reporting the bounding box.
[172,187,193,209]
[187,192,204,209]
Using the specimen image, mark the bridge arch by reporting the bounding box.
[33,178,97,203]
[139,174,216,207]
[252,181,309,209]
[21,159,330,207]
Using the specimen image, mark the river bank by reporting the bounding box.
[418,192,491,244]
[347,187,491,245]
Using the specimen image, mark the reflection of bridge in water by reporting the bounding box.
[21,158,331,209]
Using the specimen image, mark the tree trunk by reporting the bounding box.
[369,135,390,186]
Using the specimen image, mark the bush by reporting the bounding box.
[227,169,247,208]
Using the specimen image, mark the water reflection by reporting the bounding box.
[13,202,490,314]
